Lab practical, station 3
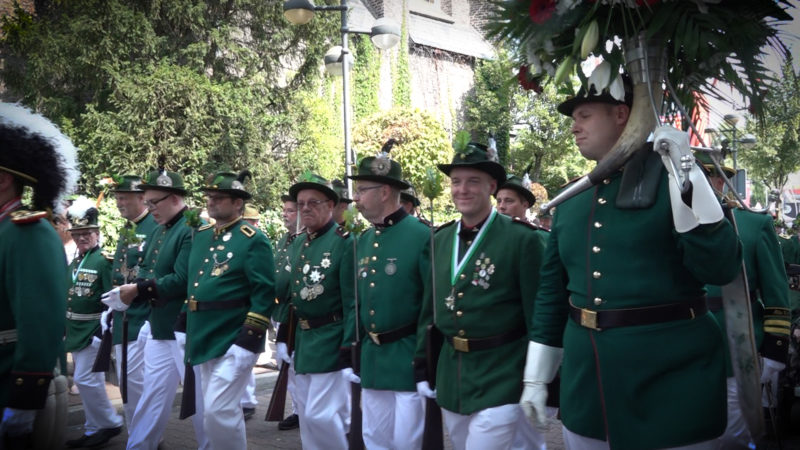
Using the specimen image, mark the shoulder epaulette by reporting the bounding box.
[512,217,541,231]
[436,219,456,233]
[10,210,47,225]
[335,226,350,238]
[240,224,256,238]
[197,223,214,232]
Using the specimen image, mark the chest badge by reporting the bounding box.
[211,252,233,277]
[472,253,494,290]
[320,253,331,269]
[384,258,397,276]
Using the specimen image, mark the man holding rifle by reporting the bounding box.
[347,143,430,450]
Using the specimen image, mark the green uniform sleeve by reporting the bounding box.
[339,234,356,355]
[755,216,791,361]
[235,233,276,353]
[531,216,571,347]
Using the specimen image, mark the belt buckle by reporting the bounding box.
[368,332,381,346]
[188,300,198,312]
[298,319,310,330]
[580,308,600,331]
[452,336,469,352]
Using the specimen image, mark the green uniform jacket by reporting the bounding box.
[287,220,355,374]
[355,209,430,392]
[778,234,800,312]
[135,209,192,340]
[706,208,790,375]
[532,166,741,449]
[272,231,297,324]
[185,219,275,365]
[0,207,67,409]
[416,210,546,415]
[65,246,112,352]
[111,212,157,345]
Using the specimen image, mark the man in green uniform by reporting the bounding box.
[0,103,77,448]
[332,178,353,227]
[279,174,355,449]
[273,193,301,431]
[520,75,742,449]
[415,141,547,449]
[496,174,535,221]
[186,171,275,448]
[102,168,208,449]
[701,157,791,448]
[64,197,125,448]
[101,175,157,432]
[347,148,430,449]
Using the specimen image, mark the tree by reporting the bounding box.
[738,59,800,202]
[462,51,513,164]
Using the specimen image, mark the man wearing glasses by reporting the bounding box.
[64,197,125,448]
[347,145,431,450]
[276,173,355,450]
[102,167,208,449]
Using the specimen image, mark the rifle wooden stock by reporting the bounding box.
[265,307,296,422]
[422,324,444,450]
[91,312,114,373]
[348,341,364,450]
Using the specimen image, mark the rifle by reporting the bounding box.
[348,340,364,450]
[265,307,296,421]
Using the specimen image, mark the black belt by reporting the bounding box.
[367,323,416,346]
[707,291,758,312]
[445,327,526,353]
[298,312,342,330]
[569,297,707,331]
[187,298,248,312]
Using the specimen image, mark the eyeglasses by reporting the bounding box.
[144,193,172,209]
[354,185,382,196]
[297,199,328,209]
[70,231,95,239]
[205,194,232,202]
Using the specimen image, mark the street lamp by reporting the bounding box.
[284,0,401,198]
[706,113,757,200]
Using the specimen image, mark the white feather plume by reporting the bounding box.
[67,196,95,222]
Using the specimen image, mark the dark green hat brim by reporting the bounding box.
[400,192,421,207]
[280,194,295,203]
[347,174,410,190]
[438,161,507,192]
[200,187,252,200]
[289,182,339,203]
[137,183,188,196]
[497,183,536,206]
[69,225,99,231]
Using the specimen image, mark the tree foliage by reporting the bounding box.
[462,51,514,164]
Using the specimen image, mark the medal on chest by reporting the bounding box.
[300,253,329,301]
[384,258,397,276]
[211,251,233,277]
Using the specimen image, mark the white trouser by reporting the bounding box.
[362,389,424,450]
[126,337,208,450]
[240,372,257,409]
[286,360,298,415]
[442,403,544,450]
[717,377,754,449]
[562,427,716,449]
[174,335,209,450]
[294,370,351,450]
[72,337,124,434]
[200,351,255,450]
[114,321,150,432]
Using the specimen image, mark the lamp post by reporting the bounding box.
[706,113,757,200]
[283,0,400,198]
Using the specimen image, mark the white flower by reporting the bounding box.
[587,61,625,102]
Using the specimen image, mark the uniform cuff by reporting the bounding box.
[7,372,53,409]
[174,310,187,333]
[761,334,789,363]
[136,279,163,306]
[234,325,265,354]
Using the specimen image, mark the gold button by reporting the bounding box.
[598,198,607,205]
[204,259,209,263]
[199,271,204,275]
[458,329,465,337]
[457,292,464,298]
[193,282,199,287]
[369,310,375,316]
[594,222,602,229]
[209,247,214,251]
[37,378,46,386]
[190,296,195,300]
[592,271,601,279]
[603,179,611,184]
[67,307,72,312]
[148,287,153,292]
[456,311,463,317]
[370,269,376,274]
[369,282,375,288]
[248,330,253,335]
[304,242,309,247]
[295,280,300,285]
[373,242,379,248]
[115,269,120,272]
[594,297,603,305]
[370,323,376,329]
[459,274,466,280]
[375,230,381,236]
[293,293,297,297]
[592,246,601,253]
[154,249,159,254]
[371,256,377,261]
[15,378,24,385]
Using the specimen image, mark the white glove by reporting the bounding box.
[342,367,361,384]
[174,331,186,353]
[227,344,258,374]
[653,126,723,233]
[416,381,436,399]
[520,341,563,427]
[276,342,291,365]
[100,309,113,334]
[1,408,37,436]
[101,287,129,312]
[761,357,785,385]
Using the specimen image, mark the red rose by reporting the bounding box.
[529,0,556,24]
[518,65,544,93]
